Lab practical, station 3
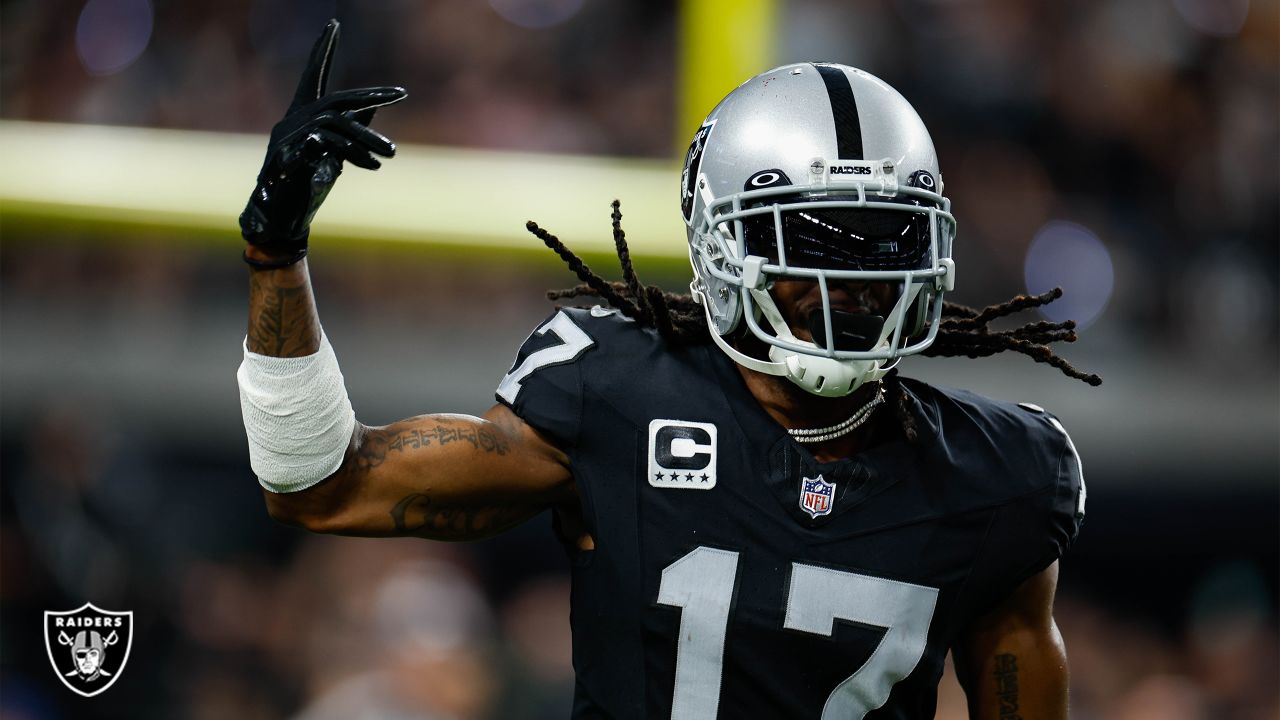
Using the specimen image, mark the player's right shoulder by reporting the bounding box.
[495,305,658,446]
[497,306,654,399]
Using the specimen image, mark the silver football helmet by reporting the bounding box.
[682,63,957,397]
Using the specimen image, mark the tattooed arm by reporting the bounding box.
[245,257,321,357]
[953,562,1069,720]
[261,405,573,541]
[247,260,574,540]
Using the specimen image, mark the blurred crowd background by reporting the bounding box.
[1,0,1276,718]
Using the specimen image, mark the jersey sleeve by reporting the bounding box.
[1045,412,1087,552]
[964,411,1086,616]
[494,309,597,449]
[1033,413,1086,568]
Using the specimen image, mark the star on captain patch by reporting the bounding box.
[799,475,836,518]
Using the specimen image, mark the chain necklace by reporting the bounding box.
[787,384,885,444]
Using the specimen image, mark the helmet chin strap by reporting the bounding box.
[749,286,918,398]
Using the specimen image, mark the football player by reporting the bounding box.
[238,20,1099,719]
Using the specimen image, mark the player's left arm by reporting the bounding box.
[952,561,1068,720]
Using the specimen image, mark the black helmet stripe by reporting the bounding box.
[813,63,863,160]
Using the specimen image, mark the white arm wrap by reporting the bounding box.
[237,331,357,494]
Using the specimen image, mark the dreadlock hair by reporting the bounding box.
[528,201,1102,444]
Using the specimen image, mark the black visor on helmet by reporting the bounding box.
[740,198,932,271]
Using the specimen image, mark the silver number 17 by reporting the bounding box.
[657,546,939,720]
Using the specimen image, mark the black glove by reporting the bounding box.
[240,19,406,266]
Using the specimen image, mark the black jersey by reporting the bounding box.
[496,307,1085,720]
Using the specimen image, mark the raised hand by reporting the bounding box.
[239,19,407,265]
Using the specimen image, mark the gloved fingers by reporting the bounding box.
[308,86,407,115]
[338,144,383,170]
[341,109,385,164]
[345,107,375,127]
[279,110,391,158]
[292,19,340,109]
[312,128,382,170]
[319,113,396,157]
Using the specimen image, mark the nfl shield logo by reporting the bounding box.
[44,603,133,697]
[800,475,836,518]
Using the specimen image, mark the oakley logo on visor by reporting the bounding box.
[745,169,792,191]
